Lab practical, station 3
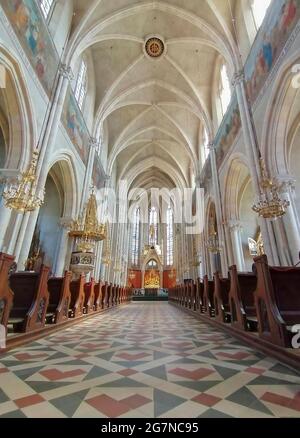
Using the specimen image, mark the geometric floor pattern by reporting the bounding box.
[1,303,300,418]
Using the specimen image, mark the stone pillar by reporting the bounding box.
[36,64,74,183]
[79,138,97,211]
[279,180,300,264]
[0,204,12,252]
[209,143,228,277]
[15,209,39,270]
[15,65,74,270]
[53,217,72,276]
[229,220,246,272]
[233,70,278,265]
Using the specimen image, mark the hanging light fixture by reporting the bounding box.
[69,188,106,253]
[102,223,112,265]
[206,220,221,254]
[3,151,44,213]
[252,159,290,220]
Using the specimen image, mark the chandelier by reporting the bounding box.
[3,151,44,213]
[102,224,112,265]
[69,189,106,253]
[252,159,290,220]
[206,221,221,254]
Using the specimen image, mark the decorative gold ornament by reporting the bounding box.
[3,151,44,213]
[206,221,221,254]
[69,188,106,253]
[252,159,290,220]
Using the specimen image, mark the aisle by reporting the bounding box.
[0,303,300,418]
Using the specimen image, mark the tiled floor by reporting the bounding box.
[1,302,300,418]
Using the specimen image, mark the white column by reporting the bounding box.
[280,181,300,264]
[229,220,246,272]
[209,143,228,277]
[15,65,74,270]
[16,209,40,270]
[0,204,12,252]
[53,218,72,276]
[36,65,73,184]
[233,71,278,265]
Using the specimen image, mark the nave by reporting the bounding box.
[0,303,300,419]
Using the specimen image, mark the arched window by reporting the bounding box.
[131,208,140,266]
[166,207,174,266]
[74,60,87,110]
[251,0,271,30]
[39,0,55,19]
[219,64,231,117]
[149,207,158,245]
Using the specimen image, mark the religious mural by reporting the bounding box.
[245,0,300,104]
[62,85,89,165]
[92,154,105,190]
[1,0,59,96]
[201,156,212,195]
[215,92,241,169]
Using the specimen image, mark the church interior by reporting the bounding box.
[1,0,300,419]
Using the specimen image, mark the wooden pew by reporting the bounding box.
[102,281,110,309]
[228,266,257,331]
[214,272,230,323]
[202,275,215,317]
[84,279,96,313]
[116,286,121,305]
[111,284,116,306]
[107,283,112,307]
[69,275,85,318]
[197,279,204,313]
[9,265,50,333]
[188,281,193,309]
[0,253,15,336]
[254,255,300,347]
[94,281,104,311]
[102,282,108,309]
[191,282,197,311]
[47,272,72,324]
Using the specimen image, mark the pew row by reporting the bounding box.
[0,253,15,336]
[254,255,300,348]
[8,266,50,333]
[47,271,72,324]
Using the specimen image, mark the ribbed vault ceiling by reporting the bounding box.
[68,0,239,191]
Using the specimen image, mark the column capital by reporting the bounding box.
[208,141,216,152]
[89,137,100,150]
[59,216,74,229]
[277,176,296,193]
[59,63,74,81]
[228,220,243,232]
[232,69,245,87]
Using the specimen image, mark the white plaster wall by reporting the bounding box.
[48,0,74,57]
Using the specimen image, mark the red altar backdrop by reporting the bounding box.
[128,270,142,289]
[163,270,177,289]
[128,269,177,289]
